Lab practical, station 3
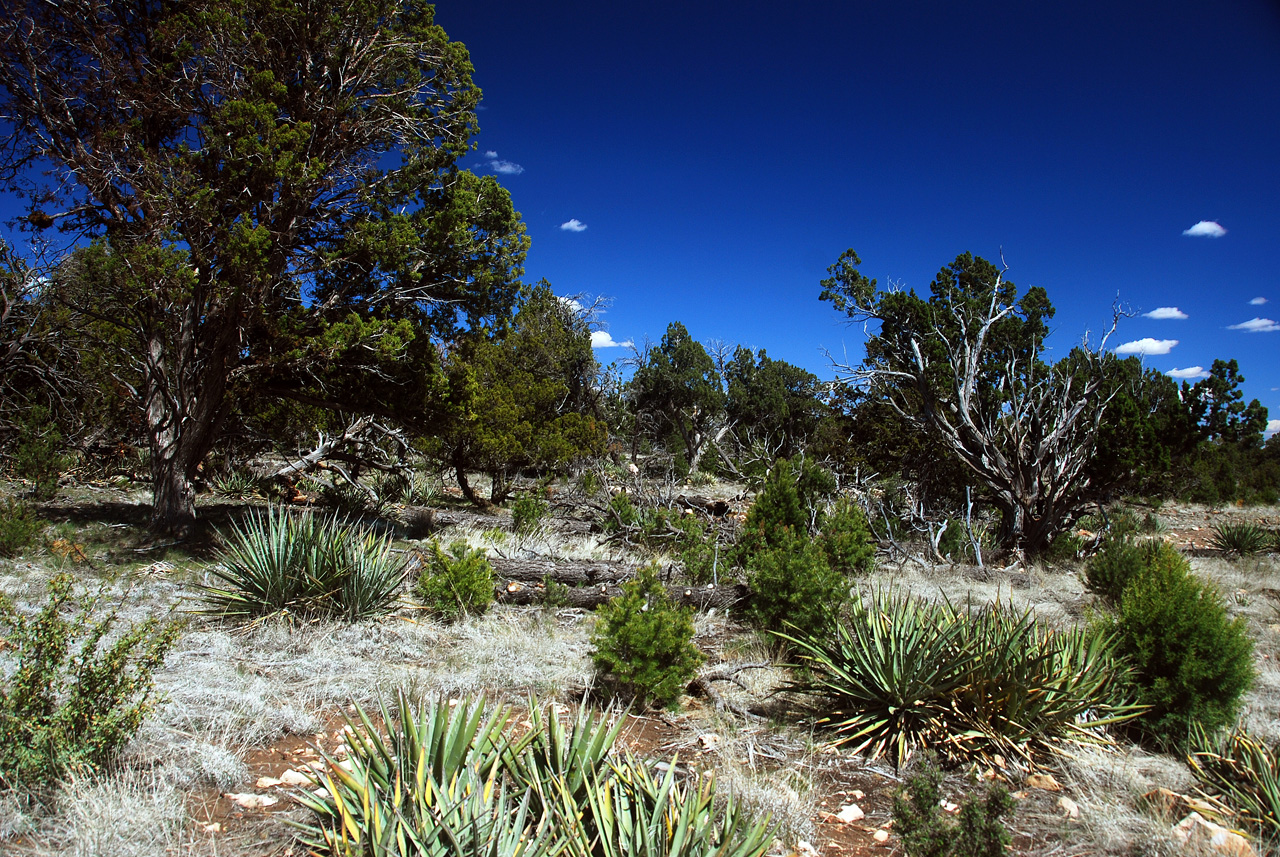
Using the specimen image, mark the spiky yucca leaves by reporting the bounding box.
[1211,522,1273,557]
[1189,725,1280,843]
[780,589,1140,768]
[201,506,405,621]
[295,693,776,857]
[293,692,532,856]
[581,756,773,857]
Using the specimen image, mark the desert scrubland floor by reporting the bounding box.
[2,478,1278,857]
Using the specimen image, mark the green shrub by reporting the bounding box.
[1189,725,1280,844]
[891,756,1014,857]
[1084,536,1146,604]
[1100,546,1255,748]
[591,563,704,709]
[512,492,550,534]
[414,540,494,622]
[817,498,875,574]
[735,458,816,563]
[1211,522,1272,557]
[201,507,406,621]
[605,491,640,529]
[11,405,69,500]
[780,588,1139,768]
[745,530,847,635]
[0,574,181,787]
[295,692,773,857]
[0,497,42,557]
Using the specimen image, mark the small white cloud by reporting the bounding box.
[560,219,588,232]
[591,330,632,349]
[1167,366,1208,380]
[558,296,585,313]
[1115,338,1179,355]
[483,150,498,158]
[489,159,524,175]
[1182,220,1227,238]
[1143,307,1188,320]
[1249,297,1268,305]
[1227,317,1280,333]
[1268,419,1280,437]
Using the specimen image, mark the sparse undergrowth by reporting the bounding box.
[0,573,181,788]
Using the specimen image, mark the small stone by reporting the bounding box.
[1059,796,1080,819]
[872,829,890,844]
[835,803,865,823]
[1026,772,1062,791]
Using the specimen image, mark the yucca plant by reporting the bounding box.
[296,693,777,857]
[1189,725,1280,844]
[293,692,537,857]
[580,756,772,857]
[1211,522,1273,557]
[200,506,405,621]
[779,589,1140,768]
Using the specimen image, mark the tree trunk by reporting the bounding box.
[455,461,495,511]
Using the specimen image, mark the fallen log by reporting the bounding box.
[489,557,634,585]
[493,579,748,611]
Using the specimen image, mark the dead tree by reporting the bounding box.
[824,250,1126,557]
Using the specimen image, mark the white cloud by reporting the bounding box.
[483,150,498,158]
[1114,338,1178,356]
[591,330,632,349]
[1182,220,1227,238]
[1143,307,1188,320]
[1227,317,1280,333]
[1268,419,1280,437]
[1167,366,1208,380]
[558,296,584,313]
[559,219,588,232]
[489,159,524,175]
[1250,297,1268,305]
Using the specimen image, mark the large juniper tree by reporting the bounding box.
[0,0,527,531]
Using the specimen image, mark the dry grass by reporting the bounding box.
[5,491,1280,857]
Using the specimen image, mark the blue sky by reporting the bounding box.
[436,0,1280,431]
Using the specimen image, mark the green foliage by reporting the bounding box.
[201,507,406,621]
[1084,536,1149,605]
[817,498,875,574]
[432,284,607,507]
[1189,725,1280,844]
[295,692,774,857]
[11,404,69,500]
[591,563,704,709]
[736,457,835,565]
[745,530,847,635]
[414,540,495,623]
[723,346,827,462]
[780,589,1140,768]
[891,756,1014,857]
[630,322,725,475]
[209,468,263,500]
[0,496,42,557]
[1099,545,1255,748]
[0,574,180,787]
[512,492,550,534]
[1211,522,1272,557]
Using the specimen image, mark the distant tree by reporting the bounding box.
[821,249,1123,556]
[723,347,826,463]
[1184,359,1268,448]
[0,1,527,531]
[431,284,607,508]
[630,322,726,474]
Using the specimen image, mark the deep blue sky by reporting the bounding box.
[436,0,1280,431]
